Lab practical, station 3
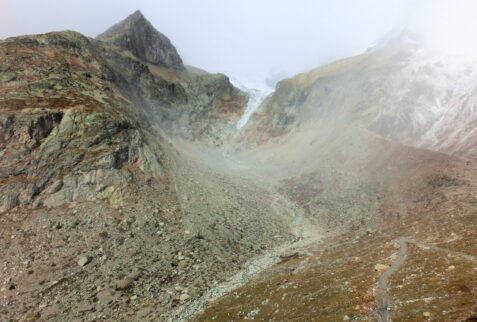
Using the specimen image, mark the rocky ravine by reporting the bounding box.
[0,11,294,321]
[1,11,477,322]
[197,31,477,321]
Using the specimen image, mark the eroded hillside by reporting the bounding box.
[0,11,294,321]
[1,13,476,322]
[241,32,477,158]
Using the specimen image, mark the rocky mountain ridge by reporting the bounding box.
[0,12,286,321]
[1,13,476,322]
[241,32,477,158]
[97,10,184,70]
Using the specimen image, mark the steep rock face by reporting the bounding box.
[100,43,246,142]
[95,11,247,142]
[97,10,184,70]
[175,72,247,142]
[242,35,477,157]
[0,108,164,212]
[0,31,166,213]
[0,13,246,211]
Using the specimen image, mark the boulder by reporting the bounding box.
[374,263,389,272]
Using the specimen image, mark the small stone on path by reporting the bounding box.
[77,256,92,267]
[180,293,190,302]
[374,263,388,272]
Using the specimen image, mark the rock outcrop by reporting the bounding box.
[0,9,248,213]
[0,30,166,212]
[97,10,184,70]
[95,11,247,142]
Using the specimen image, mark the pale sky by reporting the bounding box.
[2,0,477,88]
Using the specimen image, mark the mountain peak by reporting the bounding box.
[131,9,143,18]
[127,9,148,23]
[369,29,423,52]
[97,10,184,70]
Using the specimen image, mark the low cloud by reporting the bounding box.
[2,0,476,87]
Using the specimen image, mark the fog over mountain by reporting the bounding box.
[2,2,477,321]
[3,0,477,89]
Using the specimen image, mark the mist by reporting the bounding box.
[3,1,477,320]
[2,0,477,88]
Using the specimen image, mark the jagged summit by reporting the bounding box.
[97,10,184,70]
[130,9,144,18]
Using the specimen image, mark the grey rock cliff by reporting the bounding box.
[97,10,184,70]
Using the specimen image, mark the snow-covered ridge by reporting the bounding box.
[403,48,477,153]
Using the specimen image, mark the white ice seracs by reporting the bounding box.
[229,77,273,129]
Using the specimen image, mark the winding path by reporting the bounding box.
[377,237,477,322]
[403,238,477,262]
[377,238,407,322]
